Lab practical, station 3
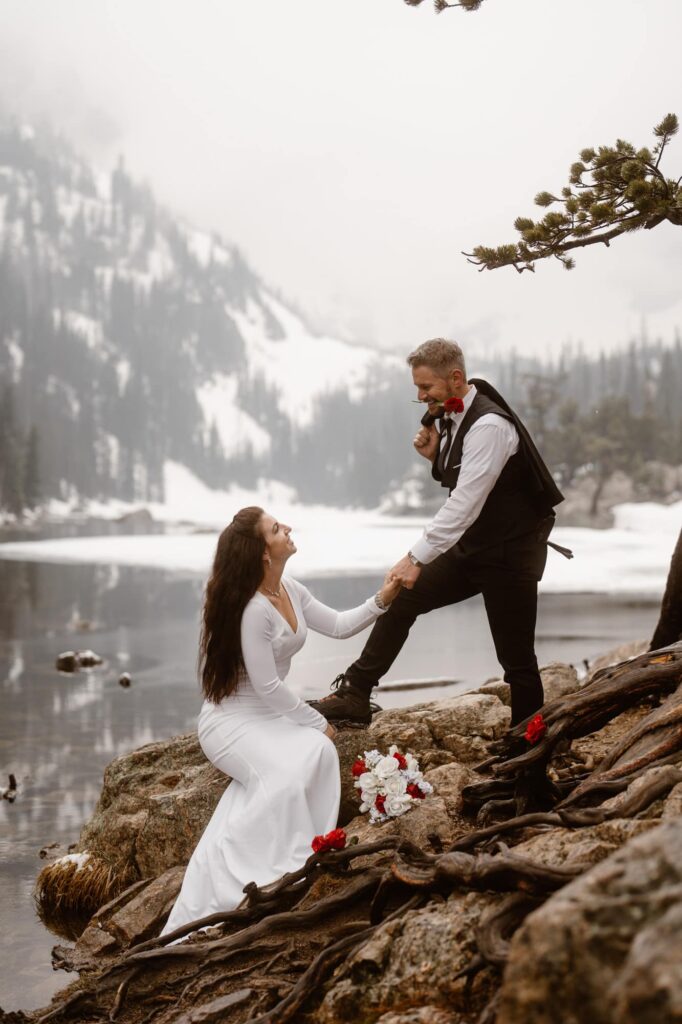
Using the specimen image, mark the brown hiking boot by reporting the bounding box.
[308,674,380,725]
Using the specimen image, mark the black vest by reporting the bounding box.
[431,378,564,556]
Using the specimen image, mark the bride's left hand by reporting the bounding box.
[379,572,402,606]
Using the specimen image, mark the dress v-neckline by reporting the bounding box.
[257,583,299,635]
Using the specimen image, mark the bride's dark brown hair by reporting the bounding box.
[199,506,266,703]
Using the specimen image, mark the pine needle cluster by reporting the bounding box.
[465,114,681,272]
[402,0,485,13]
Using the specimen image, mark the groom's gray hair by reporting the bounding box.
[406,338,467,379]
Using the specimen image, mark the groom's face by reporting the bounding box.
[412,364,452,412]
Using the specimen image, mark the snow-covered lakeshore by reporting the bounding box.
[0,463,679,598]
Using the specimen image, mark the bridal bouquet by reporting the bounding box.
[352,745,433,824]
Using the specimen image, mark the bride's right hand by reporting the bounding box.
[379,572,402,606]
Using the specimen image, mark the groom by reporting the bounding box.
[310,338,565,728]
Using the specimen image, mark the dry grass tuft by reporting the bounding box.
[34,852,137,937]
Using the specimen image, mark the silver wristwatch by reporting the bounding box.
[407,551,423,568]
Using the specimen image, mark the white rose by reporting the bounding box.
[384,793,412,818]
[374,755,399,779]
[405,753,419,772]
[357,772,380,795]
[383,773,408,796]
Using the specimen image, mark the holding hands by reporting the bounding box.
[388,555,421,590]
[378,571,402,606]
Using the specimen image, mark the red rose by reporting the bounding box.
[312,828,347,853]
[351,759,367,778]
[524,713,547,745]
[392,751,407,769]
[444,396,464,414]
[407,783,426,800]
[375,794,386,814]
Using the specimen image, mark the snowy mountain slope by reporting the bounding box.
[0,119,408,508]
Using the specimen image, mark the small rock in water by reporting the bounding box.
[56,650,104,672]
[78,649,104,669]
[1,774,17,802]
[56,651,79,672]
[118,672,132,688]
[39,841,64,860]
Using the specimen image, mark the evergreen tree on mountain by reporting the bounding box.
[0,382,24,515]
[23,425,41,510]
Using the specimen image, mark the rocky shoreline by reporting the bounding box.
[7,641,682,1024]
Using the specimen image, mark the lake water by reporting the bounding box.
[0,558,660,1010]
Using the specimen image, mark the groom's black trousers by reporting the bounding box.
[346,532,548,726]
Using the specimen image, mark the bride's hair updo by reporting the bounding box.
[199,506,265,703]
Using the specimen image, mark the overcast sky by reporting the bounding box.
[1,0,681,358]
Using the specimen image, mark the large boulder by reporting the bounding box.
[477,662,579,707]
[68,865,185,967]
[318,892,501,1023]
[497,818,682,1024]
[78,733,226,879]
[370,693,510,766]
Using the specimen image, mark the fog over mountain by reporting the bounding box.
[0,119,416,509]
[1,118,680,518]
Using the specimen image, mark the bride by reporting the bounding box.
[161,505,401,938]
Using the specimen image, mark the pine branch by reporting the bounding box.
[402,0,486,12]
[465,115,681,272]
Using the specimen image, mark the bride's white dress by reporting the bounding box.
[161,577,384,937]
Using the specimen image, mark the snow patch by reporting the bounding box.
[185,227,213,267]
[116,360,131,394]
[146,236,174,281]
[58,311,105,352]
[1,477,679,599]
[5,334,24,383]
[231,291,400,427]
[196,375,271,457]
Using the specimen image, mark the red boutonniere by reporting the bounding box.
[443,396,465,414]
[351,759,367,778]
[312,828,347,853]
[524,713,547,744]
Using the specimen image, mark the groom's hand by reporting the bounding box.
[390,555,421,590]
[414,424,439,461]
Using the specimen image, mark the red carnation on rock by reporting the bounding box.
[312,828,347,853]
[375,794,386,814]
[407,783,426,800]
[393,751,407,769]
[351,759,367,778]
[444,396,465,414]
[524,713,547,745]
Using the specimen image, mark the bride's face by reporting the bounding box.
[260,512,297,564]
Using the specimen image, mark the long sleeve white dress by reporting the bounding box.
[160,577,385,937]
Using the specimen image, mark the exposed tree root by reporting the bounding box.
[21,642,682,1024]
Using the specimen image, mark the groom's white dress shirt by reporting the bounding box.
[409,384,519,565]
